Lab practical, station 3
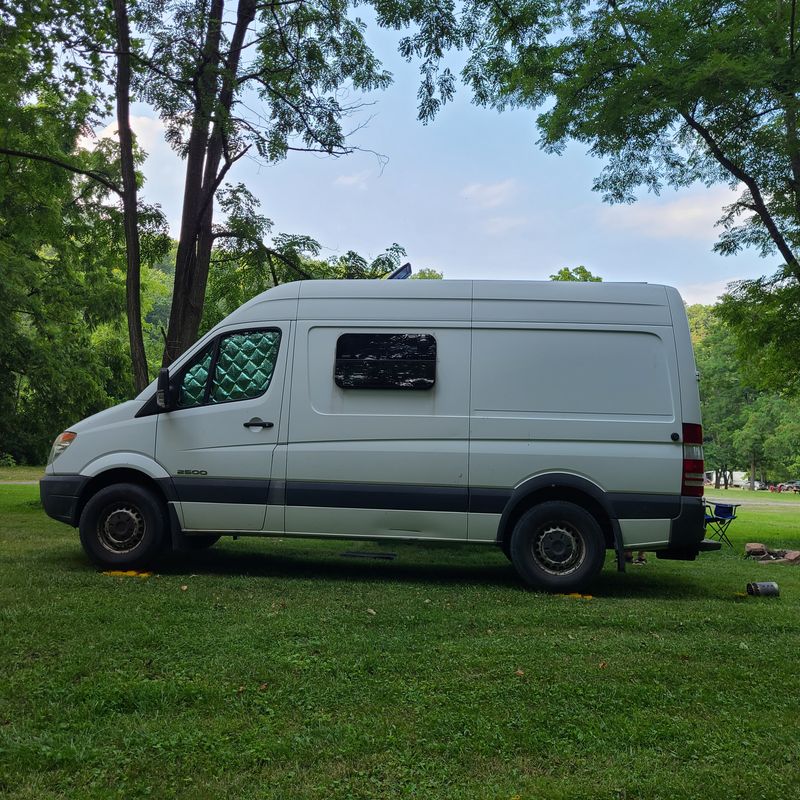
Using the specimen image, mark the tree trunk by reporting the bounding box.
[162,0,256,366]
[722,466,729,489]
[162,0,225,366]
[714,470,721,489]
[113,0,149,392]
[750,452,756,491]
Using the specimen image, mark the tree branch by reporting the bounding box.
[0,147,120,194]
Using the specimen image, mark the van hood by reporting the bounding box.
[70,400,144,433]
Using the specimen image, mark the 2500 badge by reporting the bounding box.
[176,469,208,475]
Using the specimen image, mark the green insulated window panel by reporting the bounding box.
[335,333,436,390]
[178,346,213,408]
[210,330,281,403]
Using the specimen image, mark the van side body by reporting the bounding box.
[40,280,713,590]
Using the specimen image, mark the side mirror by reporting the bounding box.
[156,368,174,411]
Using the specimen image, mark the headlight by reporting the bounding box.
[48,431,77,464]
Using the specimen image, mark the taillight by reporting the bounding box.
[682,423,704,497]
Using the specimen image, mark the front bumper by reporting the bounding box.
[40,475,88,526]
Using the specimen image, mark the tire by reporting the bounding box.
[509,501,606,592]
[78,482,167,569]
[181,534,220,551]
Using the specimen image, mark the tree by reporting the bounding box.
[0,104,135,463]
[411,268,444,280]
[550,266,602,282]
[687,304,749,488]
[201,235,413,332]
[131,0,400,364]
[113,0,148,391]
[394,1,800,390]
[0,1,170,392]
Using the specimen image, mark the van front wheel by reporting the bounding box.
[79,483,166,570]
[509,501,605,592]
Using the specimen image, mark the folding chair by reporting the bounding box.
[704,502,740,548]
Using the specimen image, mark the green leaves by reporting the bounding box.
[390,0,800,391]
[549,265,602,281]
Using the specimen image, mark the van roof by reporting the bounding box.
[220,279,676,328]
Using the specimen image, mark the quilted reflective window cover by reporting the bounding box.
[335,333,436,390]
[210,331,280,403]
[178,347,213,407]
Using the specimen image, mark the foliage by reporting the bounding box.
[411,267,444,280]
[385,0,800,390]
[550,266,602,282]
[0,89,133,463]
[688,305,747,483]
[202,230,415,332]
[688,303,800,483]
[717,272,800,394]
[132,0,412,361]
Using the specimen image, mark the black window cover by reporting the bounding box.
[335,333,436,390]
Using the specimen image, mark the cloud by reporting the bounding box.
[677,278,741,305]
[483,216,528,235]
[78,115,169,154]
[334,171,370,190]
[461,179,517,209]
[598,186,740,240]
[78,113,184,233]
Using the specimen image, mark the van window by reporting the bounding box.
[211,331,280,402]
[177,330,281,407]
[334,333,436,390]
[178,346,213,407]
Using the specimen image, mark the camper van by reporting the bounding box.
[40,280,718,591]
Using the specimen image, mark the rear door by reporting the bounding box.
[156,325,289,531]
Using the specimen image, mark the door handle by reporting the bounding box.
[243,417,274,429]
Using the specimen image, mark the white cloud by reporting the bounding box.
[677,278,741,305]
[598,186,740,240]
[483,216,528,235]
[334,171,370,190]
[77,113,184,233]
[78,115,169,153]
[461,179,517,209]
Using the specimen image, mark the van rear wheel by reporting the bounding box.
[509,501,605,592]
[79,483,166,569]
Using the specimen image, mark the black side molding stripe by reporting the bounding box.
[287,481,468,512]
[469,487,512,514]
[172,477,271,504]
[607,493,681,519]
[161,476,684,520]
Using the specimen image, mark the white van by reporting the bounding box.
[40,280,718,591]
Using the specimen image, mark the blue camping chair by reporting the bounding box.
[704,502,740,548]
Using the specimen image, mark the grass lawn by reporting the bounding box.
[0,465,44,482]
[1,485,799,800]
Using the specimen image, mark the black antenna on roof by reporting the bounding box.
[387,262,412,280]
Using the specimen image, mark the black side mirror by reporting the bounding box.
[156,368,174,411]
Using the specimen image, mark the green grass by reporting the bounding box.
[706,488,800,504]
[1,485,799,800]
[0,465,44,482]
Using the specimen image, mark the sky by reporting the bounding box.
[108,21,775,306]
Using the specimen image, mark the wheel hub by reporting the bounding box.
[533,523,584,575]
[99,506,145,553]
